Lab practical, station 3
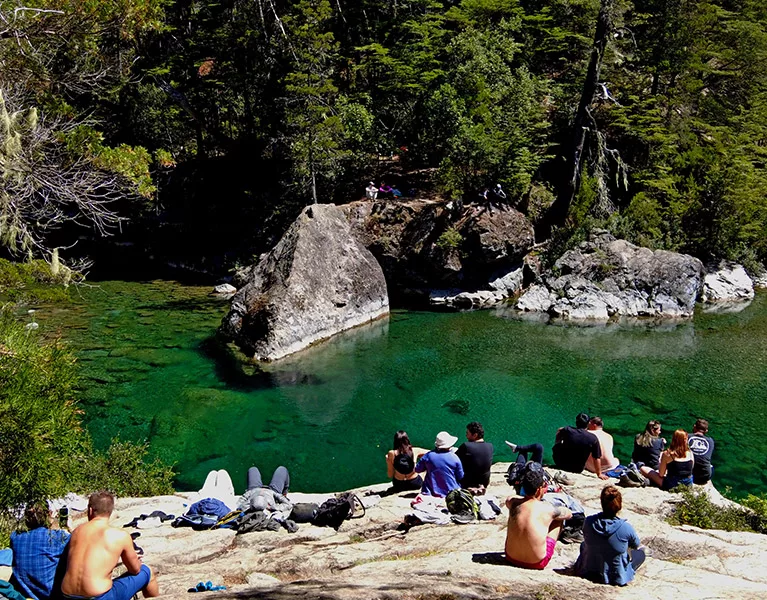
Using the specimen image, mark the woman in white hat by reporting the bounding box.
[414,431,464,497]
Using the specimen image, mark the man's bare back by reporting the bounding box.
[505,496,569,563]
[61,518,139,597]
[587,428,619,474]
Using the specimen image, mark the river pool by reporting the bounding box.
[29,281,767,496]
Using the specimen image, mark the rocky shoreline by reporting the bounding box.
[67,466,767,600]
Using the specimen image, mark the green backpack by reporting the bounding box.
[445,489,478,523]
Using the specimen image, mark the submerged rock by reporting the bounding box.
[517,231,705,320]
[220,204,389,361]
[702,262,754,303]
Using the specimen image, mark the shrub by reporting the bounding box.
[0,258,76,303]
[0,308,173,544]
[435,228,463,250]
[669,487,767,534]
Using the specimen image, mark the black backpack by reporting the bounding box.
[312,493,365,530]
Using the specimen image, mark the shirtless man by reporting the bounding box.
[585,417,619,480]
[505,462,572,569]
[61,492,159,600]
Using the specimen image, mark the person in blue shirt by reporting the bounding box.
[574,486,647,585]
[415,431,464,497]
[10,503,70,600]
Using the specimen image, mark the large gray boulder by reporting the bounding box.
[343,199,535,291]
[702,262,754,303]
[220,204,389,360]
[517,231,705,319]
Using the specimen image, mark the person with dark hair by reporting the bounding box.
[62,492,159,600]
[632,420,666,470]
[575,486,646,585]
[639,430,694,490]
[385,431,427,492]
[415,431,464,497]
[505,462,572,570]
[456,421,494,491]
[552,413,602,474]
[585,417,620,479]
[688,418,715,484]
[10,504,69,600]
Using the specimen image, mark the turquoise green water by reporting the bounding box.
[30,281,767,496]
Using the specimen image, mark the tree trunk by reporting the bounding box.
[545,0,614,230]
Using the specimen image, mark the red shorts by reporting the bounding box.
[506,537,557,570]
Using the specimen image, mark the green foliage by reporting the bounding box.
[435,228,464,250]
[670,487,767,534]
[0,258,75,303]
[0,308,174,540]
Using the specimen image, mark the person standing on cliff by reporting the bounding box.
[456,421,494,493]
[61,492,159,600]
[688,418,715,485]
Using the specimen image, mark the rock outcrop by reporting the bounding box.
[702,262,754,303]
[517,231,705,320]
[220,204,389,361]
[95,467,767,600]
[343,200,535,303]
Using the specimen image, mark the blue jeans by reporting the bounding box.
[247,466,290,494]
[515,443,544,465]
[63,565,151,600]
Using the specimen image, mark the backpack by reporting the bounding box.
[393,452,414,475]
[445,488,477,523]
[312,493,365,530]
[289,502,319,523]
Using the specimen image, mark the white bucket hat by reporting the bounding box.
[434,431,458,449]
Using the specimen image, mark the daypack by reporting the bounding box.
[312,493,365,530]
[445,488,477,523]
[393,452,414,475]
[289,503,319,523]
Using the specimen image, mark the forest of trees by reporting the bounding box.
[2,0,767,273]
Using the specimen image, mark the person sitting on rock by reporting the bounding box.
[10,503,70,600]
[61,491,159,600]
[456,421,494,493]
[585,417,620,479]
[386,431,427,493]
[632,420,666,470]
[552,412,602,475]
[415,431,464,497]
[505,462,572,570]
[639,430,694,491]
[574,485,646,585]
[365,181,378,199]
[688,418,715,485]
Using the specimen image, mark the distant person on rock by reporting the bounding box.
[585,417,620,479]
[10,503,70,600]
[639,430,694,491]
[386,431,427,492]
[61,492,159,600]
[552,412,602,475]
[688,418,715,485]
[365,181,378,199]
[632,420,666,470]
[505,462,572,570]
[574,486,647,585]
[456,421,494,492]
[415,431,464,497]
[379,182,393,197]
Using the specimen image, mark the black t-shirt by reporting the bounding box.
[632,437,665,470]
[456,441,494,487]
[552,427,602,473]
[688,433,715,482]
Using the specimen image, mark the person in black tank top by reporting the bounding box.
[385,430,424,492]
[639,430,694,491]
